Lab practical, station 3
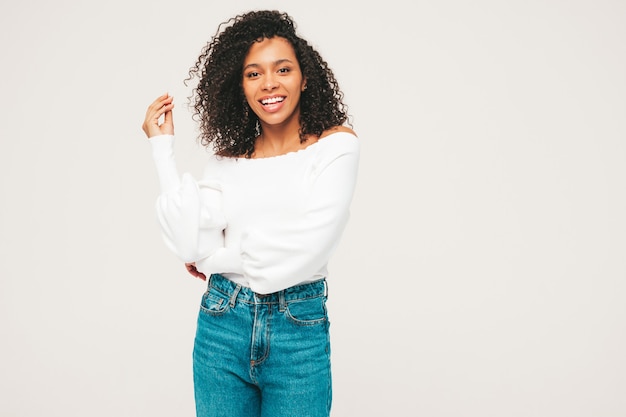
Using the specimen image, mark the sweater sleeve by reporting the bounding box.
[150,135,226,263]
[240,135,360,293]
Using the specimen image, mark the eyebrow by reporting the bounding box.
[243,58,295,71]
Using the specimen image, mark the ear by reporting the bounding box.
[301,78,307,92]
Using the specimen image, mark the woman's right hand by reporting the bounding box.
[142,93,174,138]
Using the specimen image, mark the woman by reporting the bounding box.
[142,10,359,417]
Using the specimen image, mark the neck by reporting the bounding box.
[255,119,305,158]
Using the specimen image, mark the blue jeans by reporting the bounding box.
[193,273,332,417]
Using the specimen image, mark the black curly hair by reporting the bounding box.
[186,10,350,158]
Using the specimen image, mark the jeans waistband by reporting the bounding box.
[208,273,326,306]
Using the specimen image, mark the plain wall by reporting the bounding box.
[1,0,625,416]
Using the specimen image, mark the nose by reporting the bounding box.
[262,74,278,91]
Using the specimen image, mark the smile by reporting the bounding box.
[261,96,285,105]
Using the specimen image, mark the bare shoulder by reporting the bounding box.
[319,125,358,139]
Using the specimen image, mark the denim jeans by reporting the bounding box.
[193,273,332,417]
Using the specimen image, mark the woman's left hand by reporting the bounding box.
[185,262,207,281]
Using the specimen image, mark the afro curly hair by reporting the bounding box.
[186,10,350,158]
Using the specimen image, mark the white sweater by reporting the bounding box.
[150,132,360,294]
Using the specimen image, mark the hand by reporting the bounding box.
[185,262,207,281]
[142,93,175,138]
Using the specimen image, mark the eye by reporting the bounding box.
[245,71,261,79]
[277,67,291,74]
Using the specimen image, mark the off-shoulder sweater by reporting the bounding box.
[149,132,360,294]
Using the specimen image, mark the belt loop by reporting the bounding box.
[278,290,286,312]
[229,284,241,307]
[323,279,328,299]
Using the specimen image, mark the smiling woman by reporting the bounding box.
[242,37,310,157]
[141,9,359,417]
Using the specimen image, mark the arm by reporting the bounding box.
[154,168,226,263]
[143,94,225,264]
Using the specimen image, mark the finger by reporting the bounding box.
[154,92,171,103]
[163,104,174,125]
[152,99,174,122]
[142,96,174,137]
[146,94,173,114]
[148,100,173,118]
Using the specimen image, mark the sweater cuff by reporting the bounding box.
[149,134,175,160]
[149,135,180,193]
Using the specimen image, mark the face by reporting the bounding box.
[242,37,306,130]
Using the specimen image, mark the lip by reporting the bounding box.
[258,95,286,113]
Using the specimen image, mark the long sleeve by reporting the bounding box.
[239,135,360,294]
[150,135,226,263]
[150,135,181,193]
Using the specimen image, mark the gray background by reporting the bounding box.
[1,0,625,416]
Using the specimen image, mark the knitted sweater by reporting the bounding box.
[150,132,360,294]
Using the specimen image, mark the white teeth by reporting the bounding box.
[261,97,284,105]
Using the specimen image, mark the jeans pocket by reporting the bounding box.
[285,296,328,326]
[199,287,230,316]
